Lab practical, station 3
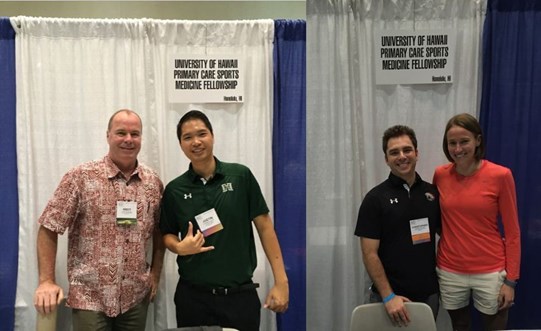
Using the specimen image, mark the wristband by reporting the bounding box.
[503,278,517,288]
[383,292,396,304]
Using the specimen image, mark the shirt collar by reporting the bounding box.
[187,157,223,183]
[104,155,140,180]
[388,171,422,188]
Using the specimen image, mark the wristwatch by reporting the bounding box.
[503,278,517,288]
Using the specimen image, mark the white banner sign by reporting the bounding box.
[168,55,245,103]
[374,30,455,85]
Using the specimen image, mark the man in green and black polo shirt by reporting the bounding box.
[160,110,289,330]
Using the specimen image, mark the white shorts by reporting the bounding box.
[436,267,506,315]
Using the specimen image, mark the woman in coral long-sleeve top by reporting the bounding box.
[433,113,521,331]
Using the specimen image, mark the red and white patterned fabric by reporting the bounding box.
[39,155,163,317]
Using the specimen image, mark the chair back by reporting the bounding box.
[36,311,58,331]
[350,302,436,331]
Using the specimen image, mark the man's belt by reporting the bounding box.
[183,281,259,295]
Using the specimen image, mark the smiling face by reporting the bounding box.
[385,134,418,184]
[445,125,481,167]
[179,118,214,165]
[107,111,142,173]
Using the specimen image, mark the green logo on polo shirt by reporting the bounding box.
[221,183,234,192]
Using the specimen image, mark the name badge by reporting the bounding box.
[117,201,137,225]
[194,208,223,237]
[410,217,430,245]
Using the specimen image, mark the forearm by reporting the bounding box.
[257,222,288,284]
[37,226,58,284]
[35,227,64,314]
[501,171,521,279]
[363,252,393,297]
[501,211,521,280]
[150,229,165,280]
[163,233,182,254]
[504,235,521,280]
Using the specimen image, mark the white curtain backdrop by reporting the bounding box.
[12,16,275,331]
[306,0,484,330]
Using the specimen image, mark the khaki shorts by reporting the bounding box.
[436,267,506,315]
[72,296,149,331]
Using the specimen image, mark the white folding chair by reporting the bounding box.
[350,302,437,331]
[36,311,58,331]
[36,298,67,331]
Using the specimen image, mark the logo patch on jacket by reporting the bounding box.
[425,192,435,201]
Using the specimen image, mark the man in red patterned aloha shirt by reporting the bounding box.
[33,109,165,331]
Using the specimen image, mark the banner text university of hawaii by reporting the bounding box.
[169,55,245,104]
[374,30,455,85]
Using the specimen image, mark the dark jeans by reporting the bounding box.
[175,281,261,331]
[370,290,440,321]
